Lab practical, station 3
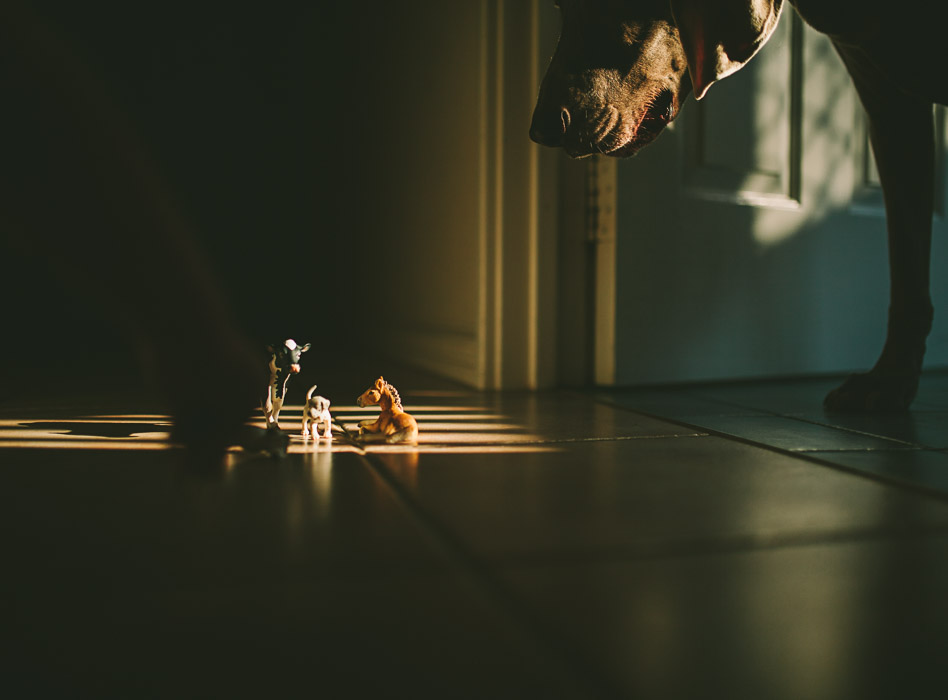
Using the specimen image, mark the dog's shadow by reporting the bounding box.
[19,421,170,439]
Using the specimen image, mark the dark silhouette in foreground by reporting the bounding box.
[1,2,260,461]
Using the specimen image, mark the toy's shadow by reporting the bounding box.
[18,421,169,439]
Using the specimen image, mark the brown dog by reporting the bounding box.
[531,0,946,411]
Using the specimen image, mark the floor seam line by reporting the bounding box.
[587,393,948,501]
[355,450,628,700]
[482,526,948,568]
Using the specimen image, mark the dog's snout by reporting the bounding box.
[530,106,570,147]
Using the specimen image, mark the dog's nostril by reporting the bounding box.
[530,105,570,147]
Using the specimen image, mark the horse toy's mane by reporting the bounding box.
[383,380,403,410]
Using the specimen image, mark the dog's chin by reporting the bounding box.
[604,127,665,158]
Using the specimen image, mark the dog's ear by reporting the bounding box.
[670,0,784,100]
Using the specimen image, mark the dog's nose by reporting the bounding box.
[529,106,570,147]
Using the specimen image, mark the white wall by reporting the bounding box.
[609,17,948,385]
[348,0,562,389]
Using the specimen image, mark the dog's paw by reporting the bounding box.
[824,370,919,412]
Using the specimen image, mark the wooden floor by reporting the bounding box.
[3,369,948,698]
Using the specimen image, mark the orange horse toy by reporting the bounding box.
[355,376,418,444]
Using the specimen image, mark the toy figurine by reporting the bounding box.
[262,339,310,428]
[301,385,333,440]
[355,376,418,444]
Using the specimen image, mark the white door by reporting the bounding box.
[600,11,948,385]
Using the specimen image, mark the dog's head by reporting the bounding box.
[530,0,783,158]
[306,393,331,413]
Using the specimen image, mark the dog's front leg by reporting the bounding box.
[826,45,934,411]
[318,418,332,439]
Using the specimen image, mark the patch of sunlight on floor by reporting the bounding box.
[0,403,562,455]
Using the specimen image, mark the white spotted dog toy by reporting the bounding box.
[301,385,332,440]
[262,339,310,429]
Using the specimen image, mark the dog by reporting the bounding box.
[531,0,947,411]
[262,339,310,428]
[301,385,333,440]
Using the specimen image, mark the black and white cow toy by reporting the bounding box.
[262,339,310,429]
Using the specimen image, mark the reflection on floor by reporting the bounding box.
[3,371,948,698]
[597,370,948,496]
